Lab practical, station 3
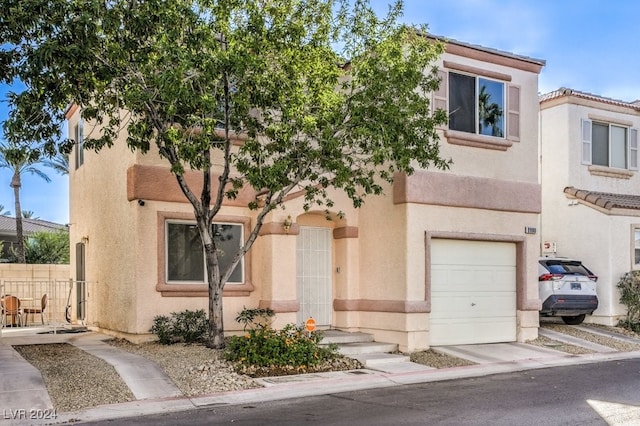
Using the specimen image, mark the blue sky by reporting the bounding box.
[1,0,639,225]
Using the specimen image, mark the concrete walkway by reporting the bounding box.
[0,325,639,425]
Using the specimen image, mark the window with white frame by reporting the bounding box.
[74,120,84,169]
[449,72,505,138]
[582,119,638,170]
[166,221,244,284]
[634,227,640,268]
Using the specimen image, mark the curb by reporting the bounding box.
[41,349,640,426]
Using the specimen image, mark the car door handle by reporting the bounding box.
[471,303,476,306]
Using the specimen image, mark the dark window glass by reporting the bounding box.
[449,73,475,134]
[166,222,243,283]
[541,260,593,276]
[167,223,204,282]
[592,122,609,167]
[213,224,243,283]
[478,78,504,137]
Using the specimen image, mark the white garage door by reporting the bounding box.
[430,239,516,346]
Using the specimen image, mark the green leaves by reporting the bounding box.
[2,1,449,345]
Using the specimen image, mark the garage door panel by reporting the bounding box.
[432,266,515,292]
[430,294,515,319]
[431,239,516,266]
[430,239,516,346]
[430,319,517,346]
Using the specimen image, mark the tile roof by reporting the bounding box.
[564,187,640,210]
[540,88,640,110]
[427,33,546,67]
[0,216,67,235]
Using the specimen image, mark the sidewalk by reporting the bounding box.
[1,326,639,425]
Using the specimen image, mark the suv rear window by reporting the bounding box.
[540,260,593,276]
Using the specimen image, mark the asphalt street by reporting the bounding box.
[83,358,640,426]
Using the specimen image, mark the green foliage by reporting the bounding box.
[224,323,338,369]
[617,271,640,329]
[150,315,174,345]
[150,309,208,345]
[2,0,449,347]
[235,307,275,331]
[21,230,69,264]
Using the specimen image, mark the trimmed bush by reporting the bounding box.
[150,309,208,344]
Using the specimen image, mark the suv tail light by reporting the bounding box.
[588,275,598,282]
[539,273,563,281]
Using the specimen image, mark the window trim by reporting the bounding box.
[632,225,640,271]
[581,118,638,172]
[436,67,520,150]
[75,119,84,169]
[156,211,253,297]
[164,220,245,285]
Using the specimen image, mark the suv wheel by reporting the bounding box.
[561,314,586,325]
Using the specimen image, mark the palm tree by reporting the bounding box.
[478,85,504,137]
[0,141,51,263]
[22,210,38,219]
[43,152,69,175]
[0,204,11,216]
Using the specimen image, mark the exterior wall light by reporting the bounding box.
[283,215,293,233]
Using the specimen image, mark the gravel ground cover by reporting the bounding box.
[541,323,640,352]
[409,349,476,368]
[11,323,640,413]
[13,343,134,412]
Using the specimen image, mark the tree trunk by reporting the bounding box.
[204,239,225,349]
[11,171,25,264]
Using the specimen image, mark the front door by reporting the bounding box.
[296,227,332,326]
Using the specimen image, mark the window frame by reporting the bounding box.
[582,118,638,171]
[633,225,640,270]
[448,71,506,139]
[434,64,520,151]
[156,212,253,297]
[74,119,84,169]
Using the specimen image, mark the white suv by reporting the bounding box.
[538,257,599,325]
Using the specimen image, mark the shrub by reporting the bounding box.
[224,307,340,372]
[224,323,338,369]
[150,315,174,345]
[150,309,208,344]
[616,271,640,330]
[235,307,275,331]
[172,309,208,343]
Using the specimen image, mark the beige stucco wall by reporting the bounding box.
[67,37,544,350]
[433,51,541,183]
[0,264,70,281]
[540,97,640,324]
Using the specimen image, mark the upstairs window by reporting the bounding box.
[449,73,505,138]
[74,120,84,169]
[582,119,638,170]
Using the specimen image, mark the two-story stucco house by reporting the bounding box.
[540,88,640,325]
[66,35,545,351]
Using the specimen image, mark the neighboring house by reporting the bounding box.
[539,88,640,325]
[0,216,68,259]
[66,35,545,351]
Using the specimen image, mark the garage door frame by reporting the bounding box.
[424,231,531,343]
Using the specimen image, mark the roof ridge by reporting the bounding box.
[540,87,640,110]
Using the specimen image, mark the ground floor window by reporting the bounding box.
[166,221,244,284]
[634,227,640,269]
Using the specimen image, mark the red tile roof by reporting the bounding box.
[540,88,640,110]
[565,187,640,210]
